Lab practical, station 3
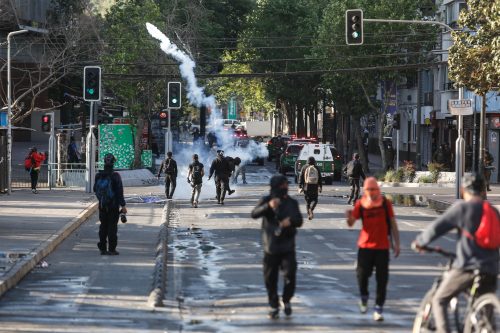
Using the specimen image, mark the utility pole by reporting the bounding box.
[416,70,422,169]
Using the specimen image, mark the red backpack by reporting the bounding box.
[464,202,500,249]
[24,154,34,171]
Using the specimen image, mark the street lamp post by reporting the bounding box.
[7,29,28,195]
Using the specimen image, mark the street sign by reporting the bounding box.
[228,97,237,120]
[448,99,473,116]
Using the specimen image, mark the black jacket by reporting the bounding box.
[158,158,178,177]
[209,156,231,178]
[251,195,303,254]
[344,159,365,179]
[93,169,126,210]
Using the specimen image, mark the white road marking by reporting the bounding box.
[314,234,325,241]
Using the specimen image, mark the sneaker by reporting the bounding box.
[228,190,235,195]
[220,201,224,205]
[243,181,248,184]
[284,302,292,316]
[310,210,314,220]
[194,202,198,208]
[307,209,312,220]
[107,250,119,255]
[268,307,279,319]
[358,301,368,314]
[100,250,108,255]
[373,306,384,322]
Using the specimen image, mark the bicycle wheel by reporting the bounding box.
[464,293,500,333]
[413,290,437,333]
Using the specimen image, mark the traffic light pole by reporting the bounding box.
[164,108,173,155]
[48,112,56,189]
[85,102,96,193]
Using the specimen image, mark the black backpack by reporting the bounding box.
[165,159,175,174]
[95,174,115,209]
[191,162,203,184]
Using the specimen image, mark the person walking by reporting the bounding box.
[344,153,366,205]
[157,151,178,199]
[412,173,499,333]
[26,147,46,194]
[208,150,232,205]
[67,137,80,163]
[232,157,247,184]
[224,155,237,196]
[187,154,204,208]
[345,177,400,322]
[483,149,494,191]
[299,156,322,220]
[251,175,303,319]
[93,153,127,255]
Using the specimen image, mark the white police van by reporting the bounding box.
[294,143,335,185]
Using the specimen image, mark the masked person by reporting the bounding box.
[251,175,303,319]
[412,173,499,333]
[187,154,204,208]
[208,150,232,204]
[299,156,322,220]
[345,177,400,322]
[344,153,366,205]
[94,153,127,255]
[157,151,178,199]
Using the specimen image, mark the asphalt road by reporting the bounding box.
[0,161,473,332]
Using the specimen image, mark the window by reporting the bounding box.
[313,149,321,155]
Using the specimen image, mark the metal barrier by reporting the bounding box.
[11,164,49,189]
[49,163,87,188]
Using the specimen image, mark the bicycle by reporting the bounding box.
[412,245,500,333]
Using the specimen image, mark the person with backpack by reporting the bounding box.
[93,153,127,256]
[187,154,204,208]
[412,173,499,333]
[345,177,400,322]
[251,175,303,319]
[299,156,322,220]
[344,153,366,205]
[208,150,232,205]
[25,147,47,194]
[232,157,247,184]
[157,151,178,199]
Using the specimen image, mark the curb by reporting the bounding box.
[0,201,99,299]
[148,201,171,307]
[378,182,455,188]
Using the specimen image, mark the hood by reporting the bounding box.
[270,175,288,197]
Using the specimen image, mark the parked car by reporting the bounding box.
[278,143,304,175]
[291,136,319,145]
[266,135,291,161]
[326,144,344,181]
[294,143,335,185]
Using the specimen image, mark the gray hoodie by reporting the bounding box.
[416,199,499,275]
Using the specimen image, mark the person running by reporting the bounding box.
[187,154,204,208]
[93,153,127,255]
[26,147,46,194]
[344,153,366,205]
[251,175,303,319]
[412,173,499,333]
[208,150,232,205]
[299,156,322,220]
[345,177,400,322]
[157,151,178,199]
[232,157,247,184]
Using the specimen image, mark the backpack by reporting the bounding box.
[24,154,34,171]
[304,165,319,184]
[346,160,360,178]
[463,202,500,249]
[164,159,175,174]
[192,163,203,184]
[95,174,115,209]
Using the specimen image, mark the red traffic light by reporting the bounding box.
[42,116,50,123]
[41,114,51,132]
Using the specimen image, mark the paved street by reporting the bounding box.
[2,161,489,332]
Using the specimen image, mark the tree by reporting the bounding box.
[0,0,100,125]
[448,0,500,171]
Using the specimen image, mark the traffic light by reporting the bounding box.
[393,113,401,130]
[345,9,364,45]
[168,82,181,109]
[159,111,168,127]
[41,114,51,132]
[83,66,101,101]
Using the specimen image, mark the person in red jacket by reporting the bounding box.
[345,177,400,322]
[28,147,46,194]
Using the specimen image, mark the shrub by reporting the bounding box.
[427,162,444,183]
[418,175,434,183]
[402,160,416,182]
[383,170,395,182]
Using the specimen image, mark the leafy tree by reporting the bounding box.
[448,0,500,170]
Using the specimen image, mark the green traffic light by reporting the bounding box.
[352,32,359,39]
[87,88,94,95]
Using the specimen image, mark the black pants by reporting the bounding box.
[30,168,40,190]
[263,251,297,308]
[304,184,319,211]
[98,208,120,252]
[349,178,361,201]
[356,248,389,307]
[165,174,176,198]
[215,175,229,202]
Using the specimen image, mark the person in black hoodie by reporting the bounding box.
[344,153,366,205]
[93,153,127,255]
[208,150,232,204]
[251,175,303,319]
[157,151,178,199]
